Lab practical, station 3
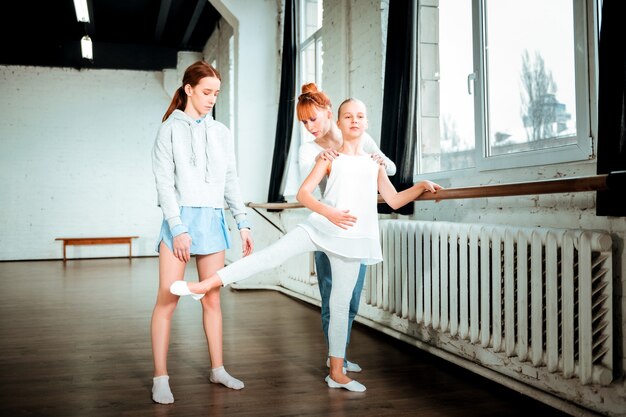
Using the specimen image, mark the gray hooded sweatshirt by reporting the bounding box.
[152,109,248,232]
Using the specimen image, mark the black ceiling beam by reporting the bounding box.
[85,0,95,33]
[181,0,206,48]
[154,0,172,42]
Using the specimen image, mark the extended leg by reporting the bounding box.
[174,227,317,296]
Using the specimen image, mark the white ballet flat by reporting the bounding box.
[326,358,361,373]
[325,375,366,392]
[169,280,205,300]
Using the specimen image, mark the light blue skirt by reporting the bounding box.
[156,207,232,255]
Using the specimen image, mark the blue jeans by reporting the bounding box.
[315,251,366,360]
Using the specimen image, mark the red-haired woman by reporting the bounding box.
[297,83,396,374]
[151,60,253,404]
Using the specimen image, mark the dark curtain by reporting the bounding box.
[267,0,297,204]
[379,0,417,215]
[596,0,626,216]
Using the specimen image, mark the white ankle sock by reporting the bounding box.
[209,366,244,390]
[152,375,174,404]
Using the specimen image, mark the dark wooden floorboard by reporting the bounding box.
[0,258,572,417]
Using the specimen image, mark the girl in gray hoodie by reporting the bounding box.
[150,61,253,404]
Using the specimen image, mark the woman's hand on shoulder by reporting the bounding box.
[370,153,387,167]
[240,229,254,257]
[316,148,339,162]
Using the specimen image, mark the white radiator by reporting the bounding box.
[367,220,613,386]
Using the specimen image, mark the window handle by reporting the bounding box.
[467,72,476,95]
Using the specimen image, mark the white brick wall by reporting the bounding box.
[212,0,280,204]
[323,0,386,144]
[347,0,385,142]
[0,66,168,260]
[321,0,349,109]
[0,1,281,261]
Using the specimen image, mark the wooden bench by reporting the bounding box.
[55,236,139,262]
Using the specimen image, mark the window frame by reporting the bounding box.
[416,0,596,179]
[298,0,323,87]
[282,0,324,198]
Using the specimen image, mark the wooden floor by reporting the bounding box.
[0,257,573,417]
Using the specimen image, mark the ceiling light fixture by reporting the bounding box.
[81,35,93,60]
[73,0,90,23]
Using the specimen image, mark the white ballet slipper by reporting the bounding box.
[169,280,205,300]
[326,357,361,373]
[325,375,366,392]
[345,360,362,372]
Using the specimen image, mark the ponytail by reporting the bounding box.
[161,61,222,122]
[162,87,187,122]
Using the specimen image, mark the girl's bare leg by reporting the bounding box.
[196,252,244,389]
[151,242,186,403]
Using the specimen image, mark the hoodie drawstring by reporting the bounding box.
[189,124,197,167]
[204,128,212,183]
[176,110,212,183]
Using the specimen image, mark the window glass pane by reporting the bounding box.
[286,0,323,198]
[299,44,316,147]
[484,0,577,156]
[315,37,323,88]
[300,41,316,86]
[424,0,475,173]
[299,39,320,158]
[302,0,322,41]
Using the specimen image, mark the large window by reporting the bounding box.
[283,0,324,196]
[298,0,323,150]
[420,0,593,175]
[300,0,323,87]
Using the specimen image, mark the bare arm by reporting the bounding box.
[296,159,357,229]
[377,166,442,210]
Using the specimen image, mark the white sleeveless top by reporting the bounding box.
[299,154,383,265]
